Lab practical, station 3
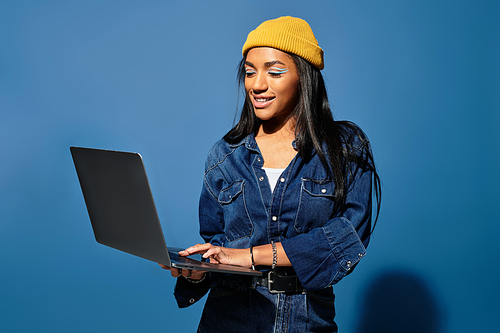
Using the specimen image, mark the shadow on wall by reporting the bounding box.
[355,270,444,333]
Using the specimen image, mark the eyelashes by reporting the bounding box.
[244,67,289,77]
[268,67,289,75]
[245,68,257,76]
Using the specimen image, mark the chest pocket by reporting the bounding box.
[217,180,253,242]
[218,180,244,204]
[294,179,336,233]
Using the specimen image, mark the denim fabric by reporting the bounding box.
[174,123,374,331]
[197,275,338,332]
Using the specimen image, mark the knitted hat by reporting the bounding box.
[242,16,324,70]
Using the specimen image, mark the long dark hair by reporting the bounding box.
[224,54,381,231]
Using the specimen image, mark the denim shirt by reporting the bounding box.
[174,124,373,308]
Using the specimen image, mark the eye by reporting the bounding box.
[268,67,289,77]
[245,68,256,77]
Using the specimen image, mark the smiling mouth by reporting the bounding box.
[255,97,275,102]
[253,95,276,109]
[252,96,276,108]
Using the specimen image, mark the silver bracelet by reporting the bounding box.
[184,274,206,284]
[271,241,277,270]
[250,245,256,270]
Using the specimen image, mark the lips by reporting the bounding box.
[252,95,275,108]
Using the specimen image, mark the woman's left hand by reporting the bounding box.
[158,264,207,280]
[179,243,252,269]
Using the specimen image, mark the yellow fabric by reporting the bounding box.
[242,16,324,70]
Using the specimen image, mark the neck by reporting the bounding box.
[256,116,296,141]
[255,117,298,168]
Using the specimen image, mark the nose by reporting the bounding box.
[250,72,268,94]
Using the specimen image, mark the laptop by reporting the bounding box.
[70,146,261,276]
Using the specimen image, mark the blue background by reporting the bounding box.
[1,1,498,332]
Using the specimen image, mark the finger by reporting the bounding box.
[170,268,182,278]
[181,269,192,278]
[158,264,170,270]
[188,271,206,281]
[209,256,221,264]
[203,246,223,262]
[181,243,214,256]
[180,243,204,255]
[191,270,206,279]
[201,246,220,259]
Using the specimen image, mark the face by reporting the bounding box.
[244,47,300,125]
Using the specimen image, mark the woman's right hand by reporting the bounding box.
[158,264,206,281]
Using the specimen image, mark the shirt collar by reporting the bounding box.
[228,133,299,153]
[228,133,260,153]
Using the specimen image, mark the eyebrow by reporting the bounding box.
[244,60,287,68]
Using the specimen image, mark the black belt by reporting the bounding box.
[256,270,306,294]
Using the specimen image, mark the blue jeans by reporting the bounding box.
[197,275,338,332]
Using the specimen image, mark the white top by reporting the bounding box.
[262,167,286,192]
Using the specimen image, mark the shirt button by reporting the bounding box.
[280,178,285,183]
[189,298,196,304]
[358,253,363,257]
[346,260,352,267]
[272,216,277,221]
[257,157,261,162]
[321,189,327,193]
[259,176,264,181]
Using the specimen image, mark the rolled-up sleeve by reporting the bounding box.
[281,163,373,290]
[174,273,213,308]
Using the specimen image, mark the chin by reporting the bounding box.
[253,110,274,122]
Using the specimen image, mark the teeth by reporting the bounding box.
[256,98,272,102]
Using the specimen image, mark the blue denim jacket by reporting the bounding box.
[174,123,373,309]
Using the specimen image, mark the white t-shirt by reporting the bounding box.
[262,167,286,192]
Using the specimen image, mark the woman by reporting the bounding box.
[160,16,381,332]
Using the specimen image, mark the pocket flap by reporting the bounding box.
[218,180,244,204]
[302,179,335,197]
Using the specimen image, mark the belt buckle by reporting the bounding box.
[267,271,285,294]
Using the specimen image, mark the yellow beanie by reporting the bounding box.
[242,16,324,70]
